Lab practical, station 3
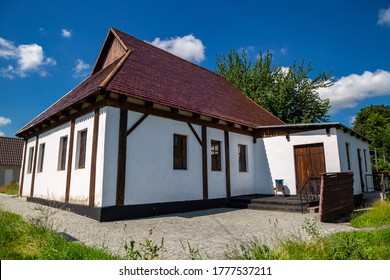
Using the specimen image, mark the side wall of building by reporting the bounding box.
[100,107,257,206]
[0,165,21,186]
[20,109,107,206]
[258,128,341,195]
[336,130,373,195]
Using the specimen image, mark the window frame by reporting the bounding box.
[77,129,88,169]
[27,146,34,174]
[37,143,45,173]
[211,140,221,171]
[238,144,247,172]
[345,142,351,170]
[173,134,187,170]
[58,136,68,171]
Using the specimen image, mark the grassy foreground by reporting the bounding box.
[350,200,390,228]
[1,200,389,260]
[0,209,118,260]
[0,182,19,195]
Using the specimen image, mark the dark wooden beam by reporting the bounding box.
[170,107,179,114]
[241,125,248,130]
[89,108,100,206]
[20,99,106,139]
[202,125,208,200]
[127,114,149,136]
[224,131,231,198]
[116,109,128,206]
[18,139,28,197]
[30,135,39,197]
[65,119,75,203]
[192,113,201,119]
[227,122,234,127]
[211,117,219,123]
[70,103,82,111]
[187,123,202,146]
[145,101,153,108]
[85,95,97,105]
[106,97,254,137]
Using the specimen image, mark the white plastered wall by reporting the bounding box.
[21,137,37,197]
[260,128,341,195]
[229,132,256,196]
[32,123,71,202]
[207,127,227,199]
[124,111,203,205]
[336,129,373,195]
[22,109,107,206]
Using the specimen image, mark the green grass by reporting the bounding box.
[226,229,390,260]
[0,209,119,260]
[0,182,19,195]
[350,200,390,228]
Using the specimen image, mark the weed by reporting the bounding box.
[124,227,164,260]
[28,205,58,231]
[301,217,320,239]
[180,240,203,260]
[0,181,19,195]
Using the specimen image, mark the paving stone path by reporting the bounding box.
[0,194,354,259]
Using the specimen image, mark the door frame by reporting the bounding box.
[293,143,326,194]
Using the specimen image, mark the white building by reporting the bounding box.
[16,28,372,221]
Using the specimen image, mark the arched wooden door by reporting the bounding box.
[294,143,326,193]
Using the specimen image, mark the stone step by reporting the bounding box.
[227,201,305,213]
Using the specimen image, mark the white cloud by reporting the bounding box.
[39,27,47,35]
[0,116,11,126]
[61,28,72,38]
[0,37,56,78]
[280,66,290,75]
[73,59,91,78]
[378,5,390,26]
[280,47,288,55]
[348,115,356,126]
[0,131,5,136]
[317,70,390,113]
[149,34,205,63]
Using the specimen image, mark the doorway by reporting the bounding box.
[294,143,326,193]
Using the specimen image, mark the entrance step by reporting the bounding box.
[227,194,308,213]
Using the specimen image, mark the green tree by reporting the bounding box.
[353,105,390,171]
[215,49,333,124]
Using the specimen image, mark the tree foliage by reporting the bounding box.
[353,105,390,171]
[215,49,333,124]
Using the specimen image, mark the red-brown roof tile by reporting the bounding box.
[107,29,284,127]
[17,28,284,136]
[0,137,23,166]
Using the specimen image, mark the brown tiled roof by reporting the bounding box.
[16,59,121,134]
[17,28,284,136]
[107,29,284,128]
[0,137,23,166]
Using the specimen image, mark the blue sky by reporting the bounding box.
[1,0,390,137]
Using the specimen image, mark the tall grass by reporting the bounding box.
[0,181,19,195]
[350,200,390,228]
[0,209,119,260]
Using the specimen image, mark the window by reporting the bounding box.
[77,130,88,169]
[37,143,45,173]
[238,144,247,172]
[58,136,68,171]
[345,143,351,170]
[211,140,221,171]
[173,134,187,169]
[363,149,368,172]
[27,147,34,174]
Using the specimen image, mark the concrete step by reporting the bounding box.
[227,201,305,213]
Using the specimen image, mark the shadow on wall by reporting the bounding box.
[256,140,274,194]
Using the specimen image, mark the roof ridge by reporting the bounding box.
[99,49,132,89]
[111,28,231,81]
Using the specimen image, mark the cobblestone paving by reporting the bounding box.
[0,194,354,259]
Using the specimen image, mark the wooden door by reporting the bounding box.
[294,143,326,192]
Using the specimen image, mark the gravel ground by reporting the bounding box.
[0,194,354,259]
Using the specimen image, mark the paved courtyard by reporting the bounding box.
[0,194,354,259]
